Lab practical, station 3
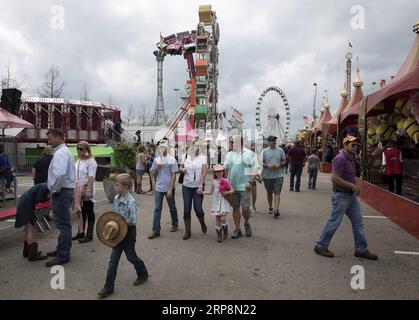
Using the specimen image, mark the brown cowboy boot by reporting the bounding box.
[222,225,228,240]
[183,218,191,240]
[197,216,207,234]
[27,242,47,261]
[216,229,223,243]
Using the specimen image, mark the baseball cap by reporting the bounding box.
[343,136,359,145]
[267,135,277,142]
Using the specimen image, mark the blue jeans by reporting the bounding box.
[152,190,178,234]
[0,170,14,188]
[308,168,318,188]
[105,227,148,290]
[182,186,204,220]
[290,165,303,190]
[316,192,368,253]
[52,189,74,261]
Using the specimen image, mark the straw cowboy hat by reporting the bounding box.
[96,211,128,248]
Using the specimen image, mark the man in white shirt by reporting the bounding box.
[148,140,179,239]
[45,129,76,267]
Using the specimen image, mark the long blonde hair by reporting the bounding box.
[77,141,92,159]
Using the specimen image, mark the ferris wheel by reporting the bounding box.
[256,86,291,142]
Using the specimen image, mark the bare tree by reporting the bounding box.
[139,105,152,126]
[81,83,90,101]
[1,62,24,89]
[124,105,135,127]
[39,66,65,98]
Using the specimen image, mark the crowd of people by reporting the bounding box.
[10,129,381,299]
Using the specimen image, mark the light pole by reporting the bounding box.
[312,83,318,125]
[174,88,180,105]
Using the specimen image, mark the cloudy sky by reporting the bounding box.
[0,0,417,135]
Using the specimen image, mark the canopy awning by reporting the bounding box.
[68,146,114,159]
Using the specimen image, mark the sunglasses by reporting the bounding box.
[77,147,85,151]
[350,143,360,148]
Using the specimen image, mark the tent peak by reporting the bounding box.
[414,19,419,33]
[353,68,363,87]
[341,84,349,97]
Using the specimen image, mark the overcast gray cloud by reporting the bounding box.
[0,0,417,135]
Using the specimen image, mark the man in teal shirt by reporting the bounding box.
[224,134,259,239]
[262,136,286,218]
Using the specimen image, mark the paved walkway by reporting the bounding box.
[0,172,418,299]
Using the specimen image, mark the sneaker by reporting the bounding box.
[133,274,149,286]
[244,222,252,237]
[355,250,378,260]
[97,287,114,299]
[268,208,273,215]
[314,246,334,258]
[231,229,242,239]
[274,210,280,219]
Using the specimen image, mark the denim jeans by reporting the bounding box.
[290,165,303,190]
[52,189,74,261]
[308,168,318,188]
[316,192,368,253]
[0,170,14,188]
[182,186,204,220]
[105,227,148,290]
[152,190,178,234]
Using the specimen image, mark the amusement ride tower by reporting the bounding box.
[150,49,167,126]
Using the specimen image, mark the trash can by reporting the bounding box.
[96,165,112,181]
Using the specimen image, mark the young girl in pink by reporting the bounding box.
[205,164,234,242]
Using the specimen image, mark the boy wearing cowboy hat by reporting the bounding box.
[97,174,149,298]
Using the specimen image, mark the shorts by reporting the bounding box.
[232,191,251,208]
[136,170,145,176]
[263,177,284,195]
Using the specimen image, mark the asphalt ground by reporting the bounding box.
[0,172,418,300]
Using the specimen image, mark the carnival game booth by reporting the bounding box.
[18,98,120,144]
[343,20,419,239]
[321,87,350,173]
[311,98,332,172]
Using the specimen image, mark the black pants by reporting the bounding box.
[105,226,148,290]
[387,174,403,195]
[82,200,95,232]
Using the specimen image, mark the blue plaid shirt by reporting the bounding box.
[112,192,138,225]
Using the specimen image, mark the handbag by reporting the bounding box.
[81,184,93,200]
[78,160,93,200]
[178,154,187,184]
[178,171,185,184]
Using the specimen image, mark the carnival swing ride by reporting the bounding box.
[156,5,220,139]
